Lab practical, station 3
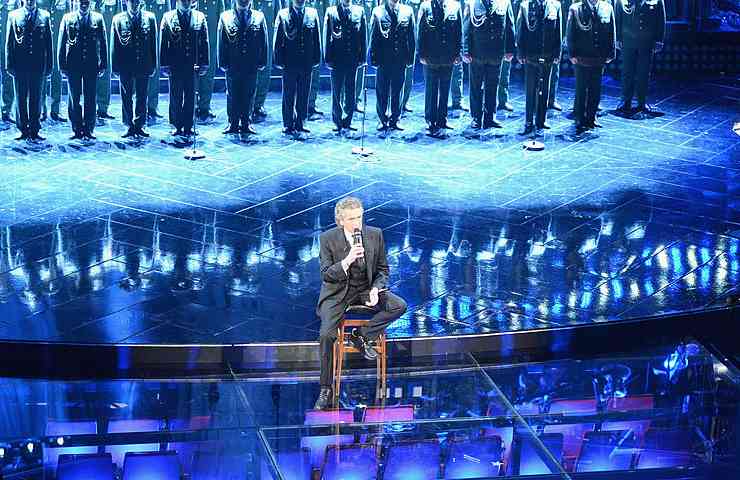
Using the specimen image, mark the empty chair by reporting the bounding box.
[511,432,564,476]
[575,430,639,473]
[445,435,504,479]
[321,444,377,480]
[636,428,694,470]
[260,447,312,480]
[545,399,597,464]
[383,440,442,480]
[56,453,114,480]
[44,420,98,471]
[106,419,164,468]
[301,433,355,472]
[122,451,181,480]
[304,409,354,425]
[167,416,218,475]
[363,405,414,423]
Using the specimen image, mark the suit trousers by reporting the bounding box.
[318,288,407,387]
[549,59,560,106]
[119,74,149,128]
[169,70,196,132]
[574,64,603,127]
[423,64,452,127]
[97,4,118,114]
[13,71,45,135]
[226,72,258,128]
[67,69,98,134]
[375,63,405,125]
[400,63,414,110]
[621,45,653,107]
[470,61,502,124]
[497,57,512,106]
[524,61,553,128]
[281,68,312,130]
[330,65,358,129]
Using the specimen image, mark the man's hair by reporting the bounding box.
[335,197,363,224]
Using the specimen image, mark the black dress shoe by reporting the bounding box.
[84,133,97,140]
[253,107,268,118]
[636,103,658,115]
[135,127,150,137]
[521,123,535,135]
[98,112,115,120]
[548,102,563,112]
[542,121,552,129]
[30,133,45,141]
[402,106,413,113]
[350,329,378,360]
[15,132,29,140]
[438,122,453,130]
[314,387,332,410]
[122,128,136,138]
[70,132,84,140]
[297,125,311,133]
[282,127,295,135]
[332,125,343,133]
[499,102,514,112]
[240,125,257,135]
[223,125,240,134]
[182,129,194,137]
[450,103,469,112]
[172,128,183,137]
[148,111,163,119]
[204,111,216,119]
[376,122,387,131]
[355,104,364,114]
[344,125,358,131]
[40,112,48,122]
[483,118,503,129]
[1,113,13,123]
[308,108,324,116]
[469,120,481,130]
[50,113,67,122]
[615,102,632,115]
[389,122,403,131]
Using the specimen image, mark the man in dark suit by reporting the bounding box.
[314,197,407,410]
[160,0,209,137]
[323,0,367,133]
[217,0,268,135]
[58,0,107,140]
[95,0,121,120]
[5,0,54,141]
[369,0,415,131]
[111,0,158,138]
[273,0,321,135]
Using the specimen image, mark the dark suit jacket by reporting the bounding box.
[316,225,389,315]
[159,9,209,73]
[110,10,158,76]
[5,7,54,75]
[58,10,108,74]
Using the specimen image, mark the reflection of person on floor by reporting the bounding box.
[314,197,407,410]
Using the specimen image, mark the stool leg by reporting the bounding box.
[381,336,387,399]
[334,329,344,407]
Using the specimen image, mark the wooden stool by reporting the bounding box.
[332,306,387,405]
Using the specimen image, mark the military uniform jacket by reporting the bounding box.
[614,0,664,48]
[462,0,515,63]
[5,7,54,75]
[273,6,321,70]
[160,9,209,73]
[515,0,561,62]
[323,4,367,69]
[417,0,461,65]
[566,0,614,65]
[58,10,108,73]
[217,8,268,74]
[369,2,415,67]
[111,10,157,76]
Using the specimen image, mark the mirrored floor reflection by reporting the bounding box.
[1,78,739,345]
[0,339,737,479]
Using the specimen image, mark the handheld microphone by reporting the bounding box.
[352,228,366,269]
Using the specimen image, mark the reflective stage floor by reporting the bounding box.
[1,74,738,347]
[0,338,738,478]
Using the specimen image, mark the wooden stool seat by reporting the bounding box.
[332,306,388,405]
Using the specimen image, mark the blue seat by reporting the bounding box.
[106,419,164,468]
[513,432,564,476]
[44,420,98,471]
[56,453,114,480]
[321,444,377,480]
[636,428,694,470]
[122,451,181,480]
[383,440,441,480]
[445,436,504,479]
[575,430,639,472]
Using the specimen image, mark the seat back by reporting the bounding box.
[512,432,564,476]
[321,444,377,480]
[122,451,180,480]
[44,421,98,470]
[575,430,639,473]
[445,436,504,479]
[383,440,442,480]
[57,453,114,480]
